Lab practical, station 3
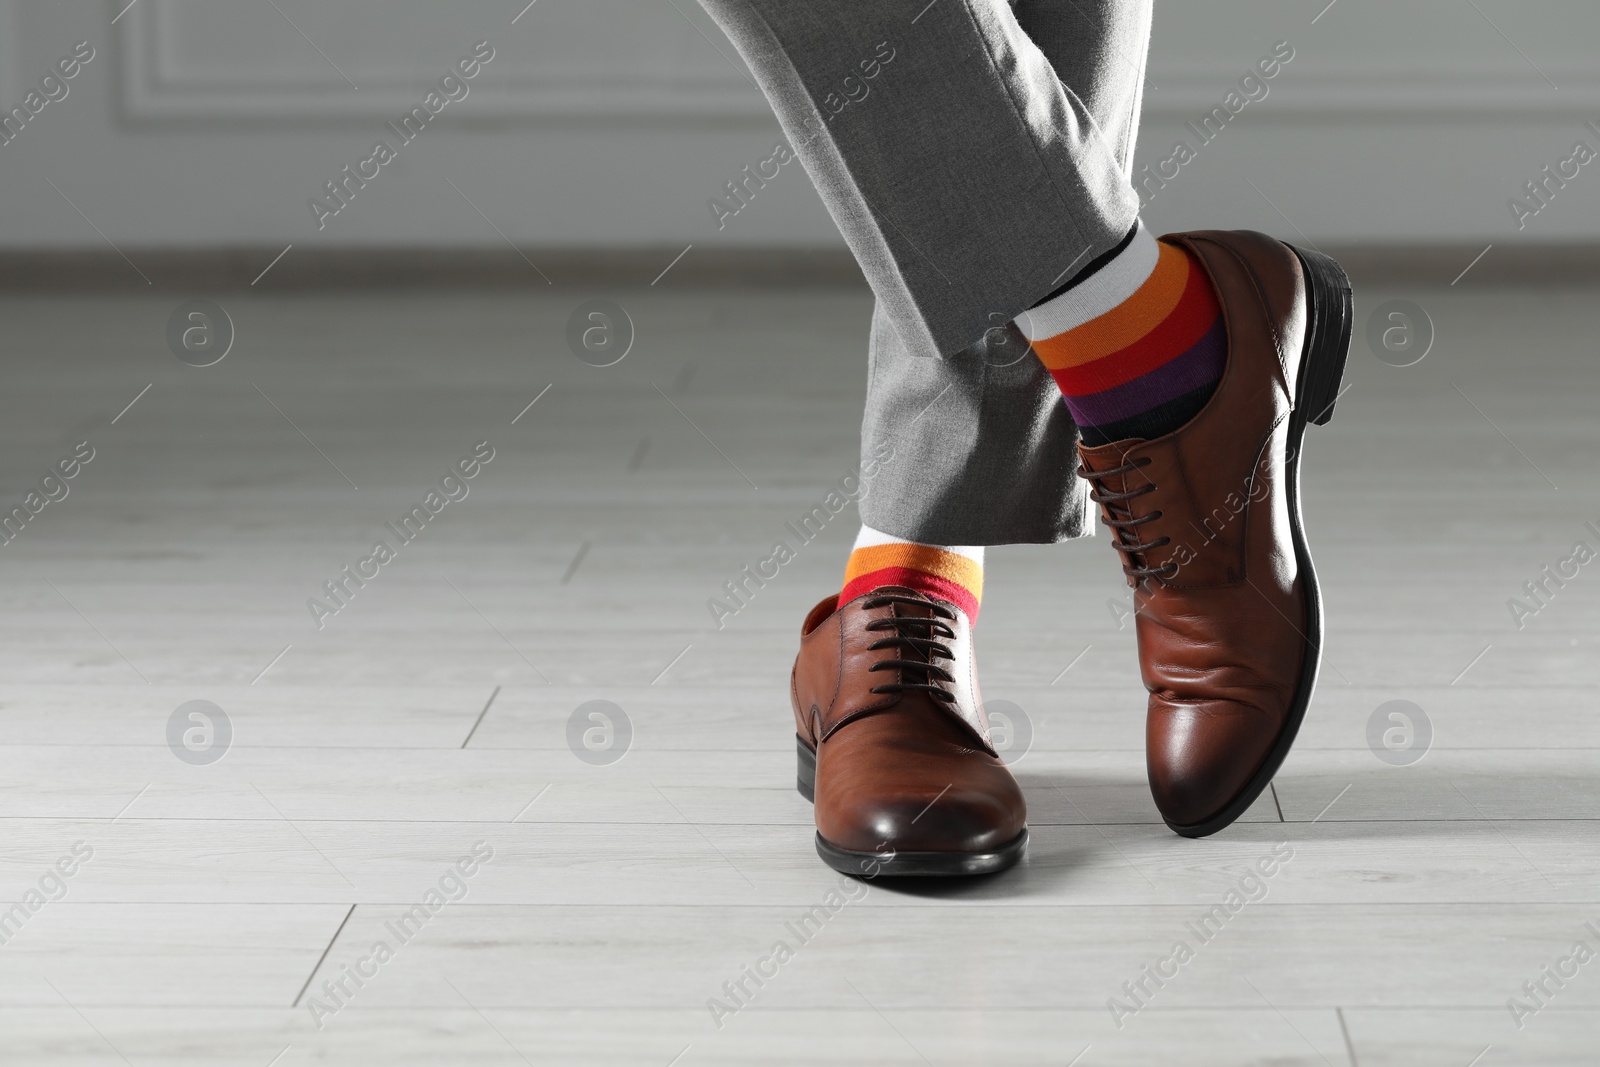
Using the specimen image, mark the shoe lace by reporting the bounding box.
[1077,456,1179,582]
[861,594,958,703]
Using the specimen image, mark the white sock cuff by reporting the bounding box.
[853,525,984,566]
[1014,220,1160,341]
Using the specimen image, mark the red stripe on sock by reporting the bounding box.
[1048,264,1220,396]
[839,567,981,622]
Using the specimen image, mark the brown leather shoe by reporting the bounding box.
[1077,231,1352,838]
[791,587,1027,876]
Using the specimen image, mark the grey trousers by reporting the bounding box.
[698,0,1152,544]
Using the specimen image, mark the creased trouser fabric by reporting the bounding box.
[697,0,1152,544]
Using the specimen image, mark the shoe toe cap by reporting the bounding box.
[1147,699,1280,829]
[820,772,1025,856]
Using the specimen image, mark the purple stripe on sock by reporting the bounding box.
[1064,318,1226,429]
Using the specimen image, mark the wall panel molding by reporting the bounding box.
[116,0,767,122]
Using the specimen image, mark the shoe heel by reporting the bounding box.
[796,735,816,803]
[1288,244,1354,427]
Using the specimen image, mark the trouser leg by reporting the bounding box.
[861,0,1153,544]
[698,0,1152,543]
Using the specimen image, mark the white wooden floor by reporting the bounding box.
[0,281,1595,1065]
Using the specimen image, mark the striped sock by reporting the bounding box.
[1017,222,1225,446]
[839,526,984,622]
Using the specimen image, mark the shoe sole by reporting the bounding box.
[796,736,1029,877]
[1164,243,1352,839]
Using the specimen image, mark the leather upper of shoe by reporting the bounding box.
[1076,230,1313,827]
[791,587,1025,855]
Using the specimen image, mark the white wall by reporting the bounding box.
[1,0,1596,249]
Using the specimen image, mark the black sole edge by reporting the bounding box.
[1163,243,1352,841]
[815,829,1029,878]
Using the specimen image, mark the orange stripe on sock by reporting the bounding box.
[843,544,982,594]
[1030,243,1191,371]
